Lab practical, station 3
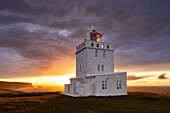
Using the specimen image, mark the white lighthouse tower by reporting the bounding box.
[64,28,127,97]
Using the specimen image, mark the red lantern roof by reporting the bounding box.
[90,29,102,42]
[91,30,102,36]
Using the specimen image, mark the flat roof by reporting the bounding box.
[86,72,126,77]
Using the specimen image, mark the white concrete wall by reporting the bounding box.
[85,40,114,50]
[78,84,85,95]
[64,84,70,93]
[76,40,114,79]
[85,30,90,41]
[95,73,127,96]
[86,48,114,75]
[76,72,127,96]
[69,79,77,94]
[79,84,93,96]
[76,49,87,78]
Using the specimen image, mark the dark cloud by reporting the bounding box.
[0,0,54,16]
[158,73,168,79]
[0,15,35,25]
[127,75,154,80]
[0,0,170,78]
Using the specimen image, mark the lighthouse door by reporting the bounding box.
[92,83,96,95]
[76,82,81,94]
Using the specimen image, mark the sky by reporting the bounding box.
[0,0,170,86]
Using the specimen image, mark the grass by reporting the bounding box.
[0,89,58,113]
[0,89,170,113]
[32,92,170,113]
[0,89,20,94]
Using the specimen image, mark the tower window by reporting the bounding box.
[96,43,99,47]
[80,65,81,72]
[101,64,104,71]
[102,80,107,90]
[98,64,100,71]
[103,51,106,58]
[117,81,122,89]
[102,44,104,48]
[95,50,98,57]
[91,43,93,47]
[107,45,109,49]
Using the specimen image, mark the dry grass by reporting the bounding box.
[0,94,57,103]
[0,89,58,113]
[0,89,19,94]
[33,92,170,113]
[0,89,170,113]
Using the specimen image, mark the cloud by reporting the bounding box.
[0,0,170,78]
[158,73,168,79]
[0,22,75,78]
[127,75,154,80]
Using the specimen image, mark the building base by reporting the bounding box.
[64,72,127,97]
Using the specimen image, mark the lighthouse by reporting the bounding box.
[64,28,127,97]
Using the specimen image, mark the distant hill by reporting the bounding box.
[0,81,33,90]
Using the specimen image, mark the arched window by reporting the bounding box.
[107,45,109,49]
[91,43,93,47]
[103,51,106,58]
[102,44,104,48]
[101,64,104,71]
[96,43,99,47]
[98,64,100,71]
[95,50,98,57]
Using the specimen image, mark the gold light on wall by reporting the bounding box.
[97,34,102,42]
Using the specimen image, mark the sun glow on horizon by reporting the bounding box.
[0,74,76,86]
[127,71,170,86]
[0,71,169,86]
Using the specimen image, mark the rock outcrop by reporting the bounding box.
[0,81,33,90]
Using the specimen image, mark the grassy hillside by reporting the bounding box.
[0,90,170,113]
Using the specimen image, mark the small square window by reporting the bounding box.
[102,80,107,90]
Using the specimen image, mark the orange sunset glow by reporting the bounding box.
[1,72,170,86]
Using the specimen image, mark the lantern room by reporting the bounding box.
[90,30,102,42]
